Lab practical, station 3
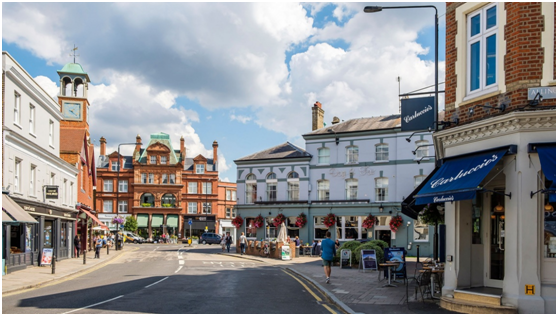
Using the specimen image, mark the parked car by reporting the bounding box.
[200,233,222,245]
[124,231,145,244]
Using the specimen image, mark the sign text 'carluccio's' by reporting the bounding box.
[401,96,435,132]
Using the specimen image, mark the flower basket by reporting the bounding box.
[362,215,375,229]
[112,216,125,226]
[273,213,286,227]
[232,215,243,228]
[419,203,445,226]
[389,215,403,232]
[254,215,264,228]
[323,213,336,228]
[295,212,307,228]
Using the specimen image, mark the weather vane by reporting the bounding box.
[70,44,79,63]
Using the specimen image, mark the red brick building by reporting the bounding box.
[217,181,237,240]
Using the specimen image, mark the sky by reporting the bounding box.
[2,1,446,183]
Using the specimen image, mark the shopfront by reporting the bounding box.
[166,215,178,237]
[183,215,215,238]
[137,214,149,238]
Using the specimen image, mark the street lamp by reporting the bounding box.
[116,142,141,250]
[363,5,439,131]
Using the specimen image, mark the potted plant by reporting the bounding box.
[362,214,375,229]
[295,212,307,228]
[232,215,243,228]
[389,215,403,232]
[141,203,151,207]
[190,236,199,245]
[323,213,336,228]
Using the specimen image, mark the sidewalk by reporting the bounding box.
[220,252,455,314]
[2,247,132,295]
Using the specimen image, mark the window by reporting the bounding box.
[80,165,85,189]
[226,207,232,218]
[266,173,277,201]
[226,190,231,201]
[376,144,389,161]
[375,177,388,201]
[150,155,156,164]
[161,194,176,207]
[245,174,257,204]
[29,105,35,134]
[148,173,154,184]
[103,200,113,213]
[140,193,154,207]
[196,164,205,174]
[202,182,212,194]
[118,180,128,192]
[318,148,330,164]
[118,201,128,213]
[161,156,167,164]
[188,182,198,194]
[141,173,147,184]
[104,180,113,192]
[246,217,257,237]
[287,172,299,201]
[314,216,328,239]
[467,4,498,96]
[317,180,330,201]
[188,202,198,214]
[30,165,36,196]
[111,160,119,172]
[415,140,429,159]
[62,179,67,204]
[69,182,74,205]
[169,174,175,184]
[202,202,211,214]
[346,146,359,164]
[49,120,54,147]
[162,174,168,184]
[414,219,429,242]
[414,175,427,189]
[14,92,21,125]
[231,190,236,201]
[50,173,55,186]
[345,179,358,200]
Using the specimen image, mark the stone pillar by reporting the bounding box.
[442,202,457,297]
[148,214,152,239]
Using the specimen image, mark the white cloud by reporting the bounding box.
[34,75,59,100]
[230,114,252,124]
[154,90,177,109]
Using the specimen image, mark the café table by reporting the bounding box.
[379,262,399,287]
[301,246,312,257]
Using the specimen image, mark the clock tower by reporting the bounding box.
[57,62,91,130]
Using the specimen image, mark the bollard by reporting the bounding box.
[107,243,110,255]
[52,255,56,274]
[83,250,86,265]
[416,245,420,263]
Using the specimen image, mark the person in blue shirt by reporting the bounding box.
[321,231,336,284]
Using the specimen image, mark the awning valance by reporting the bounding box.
[137,214,149,228]
[3,210,16,223]
[415,148,508,205]
[166,215,178,228]
[2,194,38,223]
[152,214,164,227]
[536,145,556,202]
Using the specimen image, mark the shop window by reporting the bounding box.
[245,217,257,238]
[336,216,366,240]
[266,217,278,238]
[140,193,154,207]
[543,175,556,259]
[318,147,330,165]
[472,193,483,244]
[314,216,328,239]
[162,194,176,207]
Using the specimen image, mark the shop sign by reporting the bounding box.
[525,285,535,295]
[41,248,53,266]
[528,86,556,99]
[45,186,59,199]
[23,205,36,212]
[401,96,436,131]
[340,249,351,269]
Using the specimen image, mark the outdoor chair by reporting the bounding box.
[414,270,432,302]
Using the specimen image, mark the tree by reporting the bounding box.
[124,216,138,233]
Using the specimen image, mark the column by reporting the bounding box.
[148,214,152,239]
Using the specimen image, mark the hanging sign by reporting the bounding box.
[45,186,59,199]
[401,96,436,131]
[361,249,378,271]
[340,249,352,269]
[41,248,53,266]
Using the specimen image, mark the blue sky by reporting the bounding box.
[2,2,445,183]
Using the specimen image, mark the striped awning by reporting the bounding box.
[152,214,164,227]
[166,215,178,228]
[137,214,149,228]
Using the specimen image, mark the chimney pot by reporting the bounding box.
[100,137,106,156]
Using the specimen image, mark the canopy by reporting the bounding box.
[137,214,149,228]
[152,214,164,227]
[402,165,441,219]
[3,210,16,223]
[166,215,178,228]
[536,145,556,202]
[415,149,507,205]
[2,194,38,223]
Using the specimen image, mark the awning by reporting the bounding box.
[2,195,38,223]
[137,214,149,228]
[152,214,164,227]
[415,148,508,205]
[166,215,178,228]
[401,165,441,220]
[536,145,556,202]
[3,210,16,223]
[79,208,107,229]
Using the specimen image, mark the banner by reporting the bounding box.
[401,96,436,131]
[361,249,377,271]
[41,248,53,266]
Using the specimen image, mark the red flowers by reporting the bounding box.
[295,213,307,228]
[323,213,336,228]
[273,213,286,227]
[362,215,376,229]
[254,215,264,228]
[389,215,403,232]
[232,215,243,228]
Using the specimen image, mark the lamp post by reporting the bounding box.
[116,142,141,250]
[363,5,439,131]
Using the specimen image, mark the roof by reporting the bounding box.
[138,133,180,164]
[235,142,311,162]
[97,153,133,169]
[303,114,401,136]
[58,63,87,75]
[60,129,86,153]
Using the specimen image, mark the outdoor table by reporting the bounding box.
[379,262,399,287]
[301,246,312,257]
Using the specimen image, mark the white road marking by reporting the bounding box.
[179,260,185,265]
[175,266,183,273]
[145,277,169,288]
[152,247,159,252]
[178,256,183,259]
[63,295,124,314]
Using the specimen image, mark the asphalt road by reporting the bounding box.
[2,244,341,314]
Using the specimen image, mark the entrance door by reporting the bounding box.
[485,191,505,288]
[376,230,391,247]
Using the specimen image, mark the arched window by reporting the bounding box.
[245,173,257,204]
[74,78,84,97]
[161,194,176,207]
[266,173,277,180]
[288,171,299,179]
[287,172,299,201]
[266,173,277,201]
[140,193,154,207]
[62,77,72,96]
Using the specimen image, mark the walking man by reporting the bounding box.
[225,232,233,253]
[74,235,81,257]
[321,231,336,284]
[239,232,247,255]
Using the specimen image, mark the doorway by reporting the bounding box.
[485,190,505,287]
[376,230,391,247]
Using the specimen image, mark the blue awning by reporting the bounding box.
[415,149,508,205]
[536,145,556,202]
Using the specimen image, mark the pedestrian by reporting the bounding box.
[74,235,81,257]
[321,231,336,284]
[225,232,233,253]
[220,234,226,252]
[335,239,340,249]
[239,232,247,255]
[95,236,103,258]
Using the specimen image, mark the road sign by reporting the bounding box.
[188,219,193,226]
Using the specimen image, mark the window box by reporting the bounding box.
[141,203,152,207]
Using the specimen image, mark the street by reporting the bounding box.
[2,244,341,314]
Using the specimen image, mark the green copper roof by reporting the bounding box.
[58,63,88,75]
[138,133,180,164]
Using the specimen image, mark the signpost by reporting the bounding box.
[340,249,352,269]
[361,249,378,271]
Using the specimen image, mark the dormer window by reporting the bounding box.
[150,155,156,164]
[111,160,119,172]
[196,164,205,174]
[161,156,167,164]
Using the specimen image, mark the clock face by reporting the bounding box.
[63,102,82,120]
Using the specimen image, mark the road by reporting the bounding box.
[2,244,341,314]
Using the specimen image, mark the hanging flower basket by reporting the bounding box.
[362,214,376,229]
[112,216,125,225]
[254,215,264,228]
[323,213,336,228]
[418,203,445,226]
[295,212,307,228]
[273,213,286,227]
[389,215,403,232]
[232,215,243,228]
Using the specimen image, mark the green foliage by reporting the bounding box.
[162,203,173,208]
[354,242,384,263]
[124,216,138,232]
[370,239,389,250]
[191,236,199,240]
[337,240,362,263]
[141,203,152,207]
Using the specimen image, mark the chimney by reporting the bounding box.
[180,136,185,158]
[332,116,340,125]
[99,136,106,156]
[135,134,142,152]
[212,141,218,171]
[312,101,325,131]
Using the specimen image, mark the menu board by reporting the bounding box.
[41,248,53,266]
[361,249,377,271]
